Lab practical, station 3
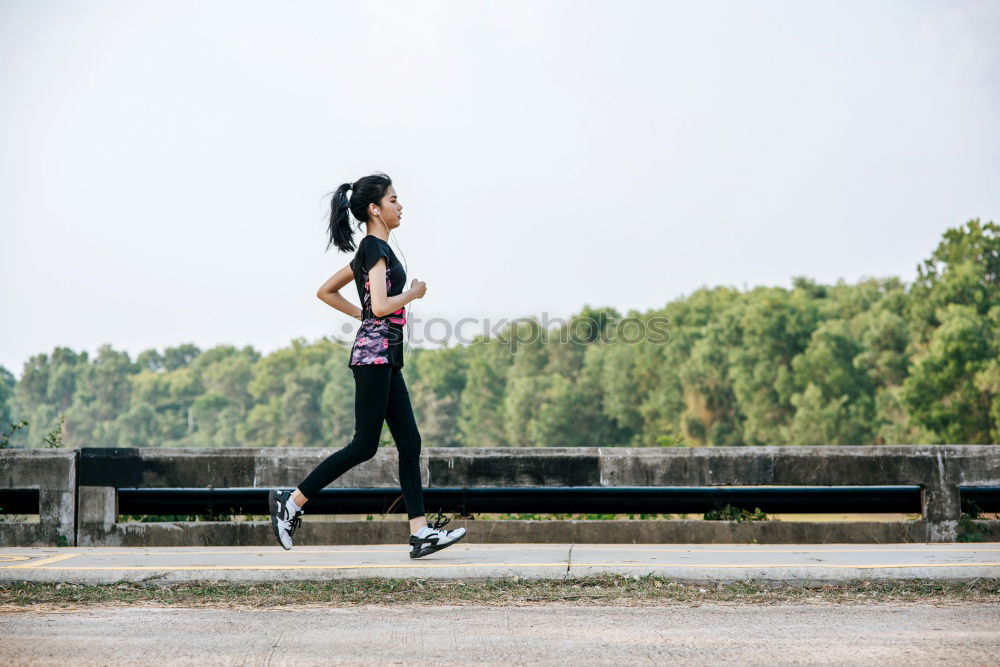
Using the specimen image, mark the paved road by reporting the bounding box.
[2,604,998,665]
[2,542,999,584]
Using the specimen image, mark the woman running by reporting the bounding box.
[268,172,466,558]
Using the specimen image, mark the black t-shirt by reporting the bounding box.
[348,235,407,367]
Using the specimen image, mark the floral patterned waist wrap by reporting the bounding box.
[349,307,406,367]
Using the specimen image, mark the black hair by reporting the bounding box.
[325,171,393,253]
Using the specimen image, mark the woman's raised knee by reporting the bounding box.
[346,433,380,462]
[358,444,379,462]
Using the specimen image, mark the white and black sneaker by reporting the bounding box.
[268,488,304,550]
[409,511,467,559]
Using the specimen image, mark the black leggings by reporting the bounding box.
[296,364,425,519]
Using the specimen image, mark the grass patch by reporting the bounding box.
[2,576,998,608]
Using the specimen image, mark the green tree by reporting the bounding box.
[0,365,15,437]
[908,219,999,347]
[457,337,513,447]
[901,304,997,443]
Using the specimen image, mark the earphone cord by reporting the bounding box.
[377,215,413,357]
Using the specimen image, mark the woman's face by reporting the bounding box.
[371,186,403,231]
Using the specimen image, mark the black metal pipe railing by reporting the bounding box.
[961,486,1000,514]
[4,486,996,519]
[4,486,997,519]
[112,485,943,517]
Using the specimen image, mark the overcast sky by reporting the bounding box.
[1,0,998,379]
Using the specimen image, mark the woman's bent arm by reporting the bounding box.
[317,263,362,319]
[368,258,418,318]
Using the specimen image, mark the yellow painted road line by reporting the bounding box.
[6,553,80,568]
[4,562,1000,571]
[566,547,1000,553]
[0,555,31,562]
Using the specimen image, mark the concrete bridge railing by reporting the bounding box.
[2,445,998,547]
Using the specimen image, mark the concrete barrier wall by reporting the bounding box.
[2,445,999,546]
[0,449,77,547]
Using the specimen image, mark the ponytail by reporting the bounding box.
[327,182,355,253]
[324,172,392,254]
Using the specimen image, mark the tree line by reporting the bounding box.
[2,219,997,449]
